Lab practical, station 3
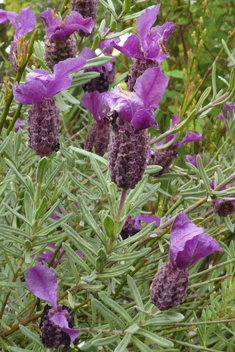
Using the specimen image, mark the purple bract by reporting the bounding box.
[26,264,80,344]
[0,7,36,41]
[39,8,94,42]
[98,27,121,56]
[169,212,222,269]
[13,56,87,104]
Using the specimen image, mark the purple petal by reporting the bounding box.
[172,114,180,127]
[137,4,161,41]
[51,312,80,343]
[18,7,36,37]
[37,243,57,264]
[111,34,144,60]
[176,132,202,147]
[218,113,225,121]
[134,67,169,109]
[131,109,158,130]
[15,119,25,132]
[13,81,47,105]
[80,47,112,72]
[184,154,202,168]
[45,57,87,98]
[0,10,19,27]
[82,91,105,123]
[26,263,58,310]
[51,207,64,221]
[65,11,94,34]
[98,28,121,55]
[169,212,222,269]
[134,215,161,227]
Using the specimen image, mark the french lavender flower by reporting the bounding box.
[97,28,121,84]
[26,264,80,349]
[149,115,202,177]
[13,57,87,156]
[71,0,98,37]
[111,4,175,91]
[0,7,36,73]
[120,215,164,240]
[104,67,169,190]
[210,181,235,217]
[80,47,112,93]
[150,212,222,311]
[82,91,110,156]
[39,8,94,71]
[218,101,235,121]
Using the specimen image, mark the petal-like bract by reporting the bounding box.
[169,212,222,269]
[26,263,58,310]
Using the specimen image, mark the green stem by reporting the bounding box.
[188,273,231,290]
[116,189,127,221]
[189,257,235,279]
[169,339,223,352]
[205,136,230,170]
[0,29,38,130]
[48,236,67,267]
[60,0,70,16]
[6,103,22,135]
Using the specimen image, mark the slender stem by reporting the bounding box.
[2,313,42,337]
[189,257,235,279]
[77,37,84,52]
[188,273,232,290]
[169,339,222,352]
[79,327,124,335]
[116,189,127,220]
[60,0,70,16]
[48,236,67,267]
[0,29,38,130]
[204,137,231,170]
[6,103,22,134]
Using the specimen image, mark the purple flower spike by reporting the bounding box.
[39,9,94,42]
[218,101,235,121]
[169,212,222,269]
[0,7,36,41]
[26,263,58,310]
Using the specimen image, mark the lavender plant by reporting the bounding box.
[1,0,235,351]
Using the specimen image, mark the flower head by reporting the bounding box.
[210,181,235,217]
[218,101,235,121]
[104,67,168,131]
[39,8,94,42]
[111,4,175,63]
[121,214,164,240]
[71,0,98,37]
[26,264,80,348]
[169,212,222,269]
[13,56,87,105]
[0,6,36,41]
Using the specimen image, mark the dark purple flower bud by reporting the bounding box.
[26,98,60,156]
[26,264,80,347]
[85,122,110,156]
[120,214,162,240]
[150,262,189,311]
[80,47,113,93]
[40,304,74,349]
[71,0,98,37]
[82,91,110,155]
[149,115,202,176]
[39,9,94,70]
[109,118,149,190]
[150,212,222,310]
[210,181,235,217]
[111,4,175,90]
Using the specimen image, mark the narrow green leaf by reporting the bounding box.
[35,197,47,220]
[143,311,185,326]
[6,160,34,198]
[80,332,102,350]
[137,328,174,348]
[196,155,211,194]
[131,335,152,352]
[3,203,32,227]
[127,275,144,308]
[144,165,162,174]
[70,146,108,165]
[0,134,11,154]
[18,325,44,347]
[224,215,234,233]
[71,71,100,87]
[83,55,113,69]
[99,292,133,325]
[92,335,118,346]
[93,298,126,329]
[61,90,80,104]
[114,333,131,352]
[63,242,91,274]
[108,248,151,262]
[36,157,48,184]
